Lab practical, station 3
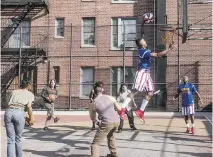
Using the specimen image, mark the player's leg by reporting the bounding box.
[116,118,124,133]
[135,72,154,122]
[184,115,190,133]
[51,103,60,123]
[43,103,52,131]
[89,103,96,130]
[126,109,137,130]
[182,106,190,133]
[189,105,195,134]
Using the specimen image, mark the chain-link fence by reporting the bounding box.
[1,21,212,111]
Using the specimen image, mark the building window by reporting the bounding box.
[82,18,95,46]
[80,67,94,97]
[111,67,136,96]
[112,18,137,49]
[55,18,64,37]
[9,21,30,48]
[53,66,60,84]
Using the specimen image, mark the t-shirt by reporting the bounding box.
[8,89,35,110]
[94,95,120,124]
[41,86,58,102]
[178,83,197,107]
[117,90,131,104]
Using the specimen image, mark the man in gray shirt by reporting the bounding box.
[90,85,121,157]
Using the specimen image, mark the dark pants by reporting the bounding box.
[118,109,135,130]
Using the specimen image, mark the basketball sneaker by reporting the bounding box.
[191,127,195,134]
[54,117,60,123]
[135,110,145,123]
[185,127,190,133]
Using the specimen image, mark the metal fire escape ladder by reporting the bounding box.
[1,3,34,48]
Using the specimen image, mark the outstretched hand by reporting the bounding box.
[168,41,175,49]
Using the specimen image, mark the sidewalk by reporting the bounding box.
[1,113,212,157]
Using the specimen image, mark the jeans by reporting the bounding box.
[91,122,119,157]
[4,108,25,157]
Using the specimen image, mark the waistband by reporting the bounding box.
[8,104,24,110]
[138,69,150,72]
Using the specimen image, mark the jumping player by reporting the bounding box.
[173,76,203,134]
[120,38,174,122]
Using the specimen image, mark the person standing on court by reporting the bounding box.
[41,79,60,131]
[89,81,104,130]
[116,83,137,133]
[90,84,121,157]
[4,79,35,157]
[173,76,203,134]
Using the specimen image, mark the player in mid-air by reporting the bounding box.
[120,38,174,123]
[173,76,203,134]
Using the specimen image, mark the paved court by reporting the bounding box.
[1,113,212,157]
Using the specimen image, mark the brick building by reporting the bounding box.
[1,0,212,111]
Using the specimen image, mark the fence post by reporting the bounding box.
[177,0,180,112]
[69,24,72,110]
[18,26,22,87]
[123,22,126,83]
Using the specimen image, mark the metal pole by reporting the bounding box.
[69,24,72,110]
[18,26,22,87]
[123,22,126,83]
[177,0,180,112]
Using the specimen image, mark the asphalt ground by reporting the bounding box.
[1,112,212,157]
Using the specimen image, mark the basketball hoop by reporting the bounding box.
[160,27,176,45]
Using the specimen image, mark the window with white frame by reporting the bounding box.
[80,67,94,97]
[82,18,95,46]
[112,18,137,49]
[111,67,136,96]
[55,18,64,37]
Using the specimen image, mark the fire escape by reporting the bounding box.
[1,0,49,104]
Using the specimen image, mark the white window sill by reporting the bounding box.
[81,45,96,48]
[111,1,137,4]
[54,36,64,39]
[110,47,123,51]
[79,96,89,100]
[110,47,136,51]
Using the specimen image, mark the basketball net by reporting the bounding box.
[161,28,176,46]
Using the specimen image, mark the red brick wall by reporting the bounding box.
[2,0,211,110]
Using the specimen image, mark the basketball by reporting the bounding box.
[25,116,35,126]
[48,94,56,102]
[143,13,154,24]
